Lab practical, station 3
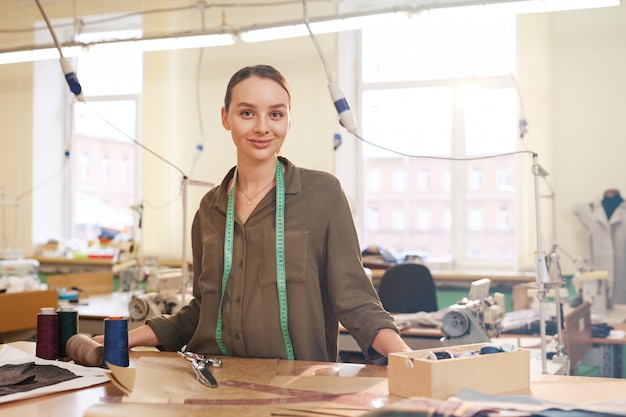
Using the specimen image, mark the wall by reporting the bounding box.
[518,6,626,275]
[0,1,338,260]
[552,6,626,275]
[1,2,625,271]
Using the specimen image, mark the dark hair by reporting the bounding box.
[223,64,292,112]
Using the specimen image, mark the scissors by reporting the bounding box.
[177,351,223,388]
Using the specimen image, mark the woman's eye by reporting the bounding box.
[270,111,283,119]
[241,110,253,117]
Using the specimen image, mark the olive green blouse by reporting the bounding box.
[147,157,398,362]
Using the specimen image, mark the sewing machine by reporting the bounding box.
[127,268,191,321]
[0,258,39,277]
[441,278,506,346]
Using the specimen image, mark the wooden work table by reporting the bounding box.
[33,256,185,275]
[3,342,626,417]
[0,345,387,417]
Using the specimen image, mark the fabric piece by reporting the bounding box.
[0,361,80,396]
[147,157,398,362]
[0,343,108,405]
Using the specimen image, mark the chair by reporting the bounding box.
[377,263,438,313]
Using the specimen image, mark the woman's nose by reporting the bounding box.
[253,116,269,133]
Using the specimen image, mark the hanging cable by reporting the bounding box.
[34,0,85,102]
[302,0,357,133]
[189,1,210,178]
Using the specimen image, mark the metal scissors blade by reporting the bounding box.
[192,360,218,388]
[177,351,223,367]
[177,351,221,388]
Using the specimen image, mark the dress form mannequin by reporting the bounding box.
[602,189,624,220]
[572,189,626,306]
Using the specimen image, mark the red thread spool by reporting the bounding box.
[36,307,59,360]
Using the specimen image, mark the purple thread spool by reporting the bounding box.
[36,307,59,360]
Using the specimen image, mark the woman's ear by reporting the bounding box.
[221,107,231,130]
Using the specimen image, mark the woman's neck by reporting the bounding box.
[236,157,278,189]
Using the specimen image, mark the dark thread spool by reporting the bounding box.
[479,344,502,355]
[66,333,104,367]
[58,305,79,358]
[103,316,129,368]
[36,307,59,360]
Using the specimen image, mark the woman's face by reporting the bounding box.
[221,75,290,163]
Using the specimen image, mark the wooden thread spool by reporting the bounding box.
[65,333,104,367]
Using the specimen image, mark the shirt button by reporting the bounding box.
[235,296,241,303]
[234,333,240,340]
[238,261,243,267]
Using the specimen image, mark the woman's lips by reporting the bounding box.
[249,138,272,148]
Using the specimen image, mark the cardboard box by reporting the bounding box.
[388,343,530,399]
[0,289,58,333]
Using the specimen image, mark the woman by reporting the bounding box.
[115,64,410,362]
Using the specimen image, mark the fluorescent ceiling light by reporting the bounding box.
[0,33,235,65]
[239,0,620,43]
[118,33,236,52]
[239,12,409,43]
[0,0,620,64]
[0,45,81,65]
[488,0,620,13]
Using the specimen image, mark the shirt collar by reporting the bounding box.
[213,156,301,210]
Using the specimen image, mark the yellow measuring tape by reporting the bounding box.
[215,160,294,359]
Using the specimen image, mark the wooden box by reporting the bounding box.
[0,289,58,333]
[388,343,530,399]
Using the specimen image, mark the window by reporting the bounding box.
[368,170,382,193]
[392,169,406,192]
[71,98,139,240]
[368,208,380,230]
[496,207,510,231]
[496,166,511,190]
[346,7,518,268]
[442,170,451,192]
[417,208,431,231]
[469,207,484,231]
[469,168,482,191]
[392,209,406,230]
[443,209,452,231]
[101,155,110,182]
[80,153,90,181]
[418,169,431,192]
[32,23,142,249]
[121,157,129,184]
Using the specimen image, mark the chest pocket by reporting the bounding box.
[259,230,309,287]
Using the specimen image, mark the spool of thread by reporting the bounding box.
[479,344,502,355]
[58,305,79,358]
[103,316,129,368]
[36,307,59,360]
[66,333,104,367]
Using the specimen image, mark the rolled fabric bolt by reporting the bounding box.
[66,333,104,367]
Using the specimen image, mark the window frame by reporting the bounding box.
[335,21,520,271]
